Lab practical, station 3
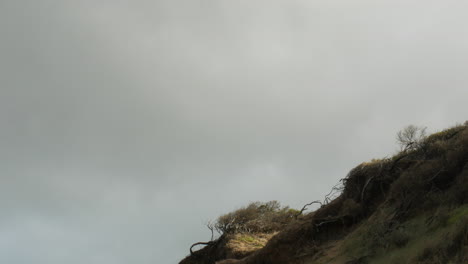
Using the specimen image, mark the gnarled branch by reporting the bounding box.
[190,241,216,255]
[296,200,322,218]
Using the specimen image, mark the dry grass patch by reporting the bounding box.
[226,233,277,255]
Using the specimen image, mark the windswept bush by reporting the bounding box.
[388,126,468,213]
[215,201,297,234]
[396,125,427,151]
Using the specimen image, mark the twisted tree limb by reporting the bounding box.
[314,217,342,228]
[190,241,216,255]
[360,162,385,202]
[296,200,322,218]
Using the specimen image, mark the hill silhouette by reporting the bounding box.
[180,123,468,264]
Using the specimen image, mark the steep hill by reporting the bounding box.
[180,123,468,264]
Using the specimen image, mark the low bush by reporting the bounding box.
[215,201,296,234]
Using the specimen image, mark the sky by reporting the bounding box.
[1,0,468,263]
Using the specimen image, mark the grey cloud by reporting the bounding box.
[1,0,468,263]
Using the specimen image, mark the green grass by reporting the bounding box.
[238,234,255,243]
[236,234,267,248]
[337,205,468,264]
[447,205,468,225]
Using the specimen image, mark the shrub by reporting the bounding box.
[396,125,427,151]
[215,201,296,234]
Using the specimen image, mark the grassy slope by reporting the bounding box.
[181,124,468,264]
[310,205,468,264]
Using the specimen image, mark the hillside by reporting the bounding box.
[180,123,468,264]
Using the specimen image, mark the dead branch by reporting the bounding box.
[388,153,409,172]
[296,200,322,218]
[206,221,215,241]
[190,241,216,255]
[323,181,344,204]
[360,162,385,202]
[314,217,342,228]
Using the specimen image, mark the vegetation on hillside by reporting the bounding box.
[180,122,468,264]
[214,201,298,234]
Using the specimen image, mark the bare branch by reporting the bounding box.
[190,241,216,255]
[206,221,215,241]
[296,200,322,218]
[360,161,385,202]
[396,125,427,151]
[323,181,344,205]
[314,217,341,228]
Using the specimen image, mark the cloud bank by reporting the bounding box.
[1,1,467,263]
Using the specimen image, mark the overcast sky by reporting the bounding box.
[1,0,468,263]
